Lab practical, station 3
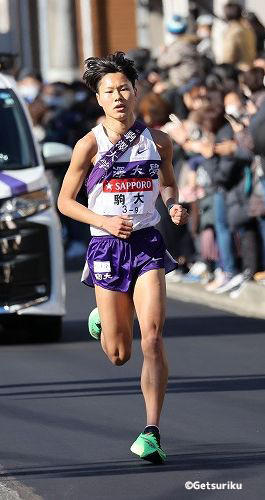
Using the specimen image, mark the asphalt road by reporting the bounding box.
[0,269,265,500]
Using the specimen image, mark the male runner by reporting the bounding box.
[58,52,188,464]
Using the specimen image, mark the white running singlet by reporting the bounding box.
[87,123,162,236]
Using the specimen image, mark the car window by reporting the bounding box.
[0,89,38,170]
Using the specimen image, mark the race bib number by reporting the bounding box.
[102,178,155,215]
[94,261,111,273]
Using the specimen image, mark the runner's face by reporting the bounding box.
[96,73,136,119]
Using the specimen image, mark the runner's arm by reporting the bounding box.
[153,129,188,225]
[57,134,105,228]
[155,130,179,207]
[57,134,133,237]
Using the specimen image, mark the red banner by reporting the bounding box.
[103,178,153,193]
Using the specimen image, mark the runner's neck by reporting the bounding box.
[103,113,136,138]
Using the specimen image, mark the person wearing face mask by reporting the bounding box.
[41,81,96,263]
[16,71,46,142]
[224,91,246,120]
[40,82,74,111]
[41,83,79,143]
[17,70,42,104]
[240,67,265,110]
[196,15,214,61]
[70,81,102,128]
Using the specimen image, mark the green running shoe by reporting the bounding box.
[130,432,166,464]
[88,307,101,340]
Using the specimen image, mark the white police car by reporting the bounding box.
[0,70,72,338]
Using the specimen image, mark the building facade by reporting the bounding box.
[0,0,265,82]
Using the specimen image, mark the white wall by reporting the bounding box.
[245,0,265,24]
[79,0,94,60]
[162,0,189,45]
[37,0,79,82]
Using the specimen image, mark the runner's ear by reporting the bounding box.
[96,93,103,108]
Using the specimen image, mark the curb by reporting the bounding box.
[166,278,265,320]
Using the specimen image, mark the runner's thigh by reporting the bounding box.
[95,285,135,353]
[133,269,166,339]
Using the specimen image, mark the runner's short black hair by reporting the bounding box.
[83,51,138,93]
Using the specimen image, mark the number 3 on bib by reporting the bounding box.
[102,178,158,215]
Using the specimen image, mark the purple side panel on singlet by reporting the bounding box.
[85,160,106,193]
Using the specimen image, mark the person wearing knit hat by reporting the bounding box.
[158,15,199,88]
[166,15,188,35]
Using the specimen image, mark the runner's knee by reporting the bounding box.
[105,337,132,366]
[141,327,163,357]
[108,348,131,366]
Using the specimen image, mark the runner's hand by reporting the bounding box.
[103,215,133,238]
[169,204,189,225]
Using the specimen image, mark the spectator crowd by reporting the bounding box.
[16,2,265,297]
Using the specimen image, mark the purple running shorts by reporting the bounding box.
[81,226,177,292]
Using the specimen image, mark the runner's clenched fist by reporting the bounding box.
[169,204,189,225]
[103,215,133,238]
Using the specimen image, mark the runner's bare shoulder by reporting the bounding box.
[71,130,98,174]
[148,128,173,159]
